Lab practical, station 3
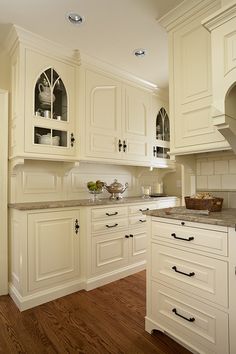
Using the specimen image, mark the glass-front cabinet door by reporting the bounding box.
[24,49,76,158]
[153,107,170,160]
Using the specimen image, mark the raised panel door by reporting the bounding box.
[85,69,123,159]
[123,85,151,162]
[172,4,225,152]
[129,230,147,264]
[91,232,129,275]
[28,210,80,291]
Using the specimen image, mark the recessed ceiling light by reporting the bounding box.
[133,48,147,58]
[67,12,85,25]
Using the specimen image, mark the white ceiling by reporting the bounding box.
[0,0,183,89]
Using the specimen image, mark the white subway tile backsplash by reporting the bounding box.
[201,161,214,175]
[221,175,236,190]
[229,159,236,174]
[214,160,228,175]
[196,176,208,189]
[207,175,221,190]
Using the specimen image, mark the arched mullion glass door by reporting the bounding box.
[34,68,67,122]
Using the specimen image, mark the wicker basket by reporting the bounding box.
[185,196,223,212]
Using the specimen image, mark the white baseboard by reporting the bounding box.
[9,279,85,311]
[85,261,146,291]
[8,263,146,311]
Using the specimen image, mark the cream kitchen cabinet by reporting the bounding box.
[81,68,151,165]
[160,0,229,156]
[82,198,179,290]
[8,26,79,166]
[145,217,232,354]
[9,208,82,311]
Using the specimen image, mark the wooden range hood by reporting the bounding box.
[203,2,236,153]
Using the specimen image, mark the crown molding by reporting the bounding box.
[4,25,81,66]
[158,0,221,32]
[202,1,236,31]
[79,52,158,91]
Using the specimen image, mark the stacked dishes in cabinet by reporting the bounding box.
[146,218,229,354]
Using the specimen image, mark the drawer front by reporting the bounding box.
[151,243,228,307]
[129,215,147,228]
[92,217,128,234]
[152,221,228,256]
[129,203,157,216]
[91,206,128,220]
[150,282,229,354]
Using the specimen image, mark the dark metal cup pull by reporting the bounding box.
[172,265,195,277]
[106,223,118,228]
[171,233,194,242]
[172,308,195,322]
[106,212,118,216]
[139,208,149,212]
[139,219,147,223]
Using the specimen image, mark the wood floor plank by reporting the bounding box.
[0,271,191,354]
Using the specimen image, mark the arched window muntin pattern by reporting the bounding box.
[156,107,170,142]
[34,67,68,122]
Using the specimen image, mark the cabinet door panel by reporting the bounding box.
[172,4,225,151]
[129,230,147,264]
[92,232,129,274]
[85,70,122,159]
[24,49,76,156]
[28,210,79,291]
[123,85,151,162]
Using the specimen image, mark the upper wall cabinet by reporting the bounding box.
[8,26,80,167]
[160,0,229,156]
[203,2,236,154]
[80,68,152,166]
[150,94,175,168]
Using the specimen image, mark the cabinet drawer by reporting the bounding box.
[92,218,128,234]
[152,221,228,256]
[91,206,128,220]
[128,204,157,215]
[151,243,228,307]
[150,282,229,354]
[129,215,147,227]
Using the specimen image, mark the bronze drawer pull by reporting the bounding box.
[106,223,118,228]
[172,308,195,322]
[139,208,149,212]
[106,212,118,216]
[171,233,194,241]
[172,266,195,277]
[139,219,146,223]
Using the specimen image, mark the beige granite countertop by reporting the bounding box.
[145,206,236,228]
[8,196,178,211]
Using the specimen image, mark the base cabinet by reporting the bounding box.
[9,208,82,311]
[145,217,234,354]
[83,198,179,290]
[9,197,179,310]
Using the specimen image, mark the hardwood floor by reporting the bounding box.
[0,271,191,354]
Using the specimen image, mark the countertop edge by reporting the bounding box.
[8,196,179,211]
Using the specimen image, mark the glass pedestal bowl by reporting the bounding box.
[88,189,103,202]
